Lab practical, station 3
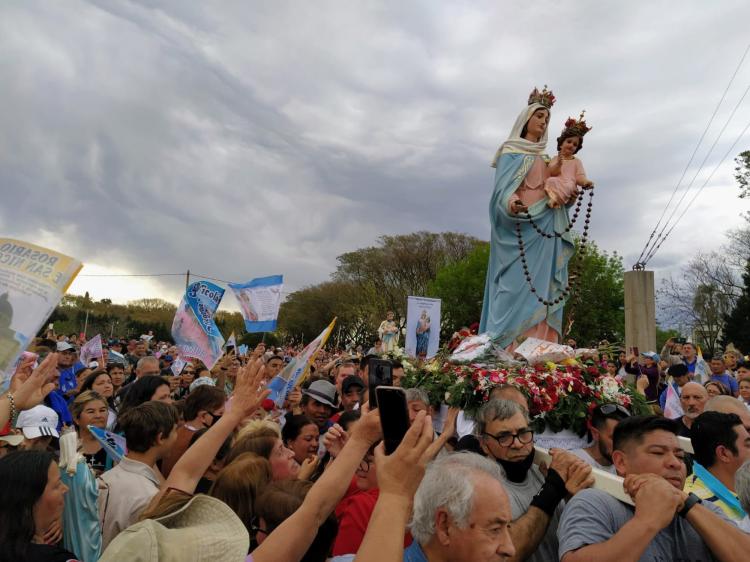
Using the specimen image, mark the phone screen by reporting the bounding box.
[368,358,393,408]
[376,386,410,454]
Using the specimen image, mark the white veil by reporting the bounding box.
[491,102,550,167]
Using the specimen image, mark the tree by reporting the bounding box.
[428,243,489,335]
[736,150,750,199]
[658,251,740,356]
[563,239,625,347]
[722,259,750,353]
[334,231,482,324]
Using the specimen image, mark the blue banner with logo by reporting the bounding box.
[171,280,226,370]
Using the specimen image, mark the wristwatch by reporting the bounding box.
[678,492,702,517]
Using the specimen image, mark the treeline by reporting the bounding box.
[47,231,626,349]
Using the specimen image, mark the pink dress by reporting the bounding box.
[506,156,560,347]
[544,158,586,208]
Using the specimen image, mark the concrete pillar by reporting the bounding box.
[624,270,656,353]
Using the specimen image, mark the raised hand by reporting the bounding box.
[226,357,269,419]
[10,353,58,411]
[625,474,685,531]
[322,423,348,458]
[349,405,383,447]
[373,411,445,502]
[298,455,320,481]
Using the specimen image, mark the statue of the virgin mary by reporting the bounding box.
[479,87,576,349]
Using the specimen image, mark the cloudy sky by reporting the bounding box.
[2,1,750,308]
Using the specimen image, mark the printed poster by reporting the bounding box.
[229,275,283,333]
[0,239,82,388]
[171,280,226,370]
[405,296,441,359]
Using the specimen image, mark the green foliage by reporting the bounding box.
[279,232,482,347]
[656,326,682,352]
[722,260,750,352]
[564,239,625,347]
[428,242,490,335]
[736,150,750,199]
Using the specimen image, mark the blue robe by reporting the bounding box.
[479,152,575,348]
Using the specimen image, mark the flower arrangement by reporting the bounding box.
[402,357,650,436]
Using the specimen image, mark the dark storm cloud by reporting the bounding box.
[2,0,749,303]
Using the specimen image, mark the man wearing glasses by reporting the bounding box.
[570,404,631,475]
[475,399,594,562]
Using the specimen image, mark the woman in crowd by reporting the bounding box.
[116,375,172,422]
[704,380,731,399]
[226,426,301,480]
[281,415,319,466]
[80,371,117,429]
[176,363,197,399]
[0,450,78,561]
[255,480,338,562]
[70,390,111,476]
[331,445,386,558]
[208,452,273,544]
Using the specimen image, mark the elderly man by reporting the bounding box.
[558,415,750,561]
[705,395,750,431]
[405,453,516,562]
[675,382,708,438]
[476,399,593,562]
[456,385,530,454]
[685,411,750,523]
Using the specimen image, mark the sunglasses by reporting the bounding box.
[596,403,631,417]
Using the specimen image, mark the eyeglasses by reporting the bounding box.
[595,404,631,418]
[182,370,196,375]
[483,428,534,447]
[358,458,373,473]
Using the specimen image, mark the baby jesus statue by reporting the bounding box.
[544,111,594,208]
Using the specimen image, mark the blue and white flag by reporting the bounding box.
[88,425,126,462]
[171,356,187,377]
[171,281,226,370]
[238,344,249,356]
[229,275,283,333]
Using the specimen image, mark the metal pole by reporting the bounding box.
[83,310,89,339]
[186,269,190,291]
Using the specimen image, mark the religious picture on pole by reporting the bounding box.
[405,296,441,359]
[171,280,226,370]
[80,334,103,367]
[229,275,283,333]
[0,239,82,388]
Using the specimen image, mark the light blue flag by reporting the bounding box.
[88,425,126,462]
[229,275,283,333]
[238,344,249,356]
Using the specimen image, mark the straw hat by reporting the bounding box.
[99,494,249,561]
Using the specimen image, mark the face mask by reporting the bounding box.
[495,449,535,483]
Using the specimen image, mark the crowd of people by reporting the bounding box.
[1,332,750,561]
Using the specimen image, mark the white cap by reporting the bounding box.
[57,341,76,352]
[16,405,60,439]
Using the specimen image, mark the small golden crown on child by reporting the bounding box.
[563,111,592,136]
[528,85,556,109]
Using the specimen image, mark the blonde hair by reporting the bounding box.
[70,390,107,422]
[235,419,281,443]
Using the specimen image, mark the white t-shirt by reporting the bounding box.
[569,447,618,475]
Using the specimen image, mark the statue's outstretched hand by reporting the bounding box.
[511,200,528,215]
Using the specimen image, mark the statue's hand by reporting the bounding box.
[511,200,528,215]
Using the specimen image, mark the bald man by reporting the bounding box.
[676,382,708,438]
[705,395,750,432]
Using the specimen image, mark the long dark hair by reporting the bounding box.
[80,371,115,408]
[0,450,56,557]
[281,415,316,445]
[117,375,170,418]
